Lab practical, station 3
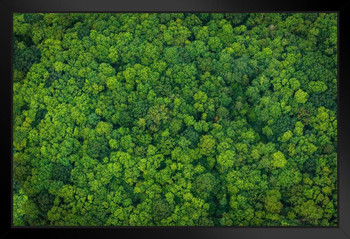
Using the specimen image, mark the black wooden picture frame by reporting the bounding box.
[1,0,350,238]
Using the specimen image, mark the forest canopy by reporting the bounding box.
[13,13,337,226]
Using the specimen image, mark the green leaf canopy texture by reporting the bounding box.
[13,13,337,226]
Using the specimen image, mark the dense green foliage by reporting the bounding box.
[13,13,337,226]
